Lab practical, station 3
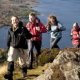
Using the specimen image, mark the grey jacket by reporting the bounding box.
[50,23,65,38]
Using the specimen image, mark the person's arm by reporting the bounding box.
[25,23,38,37]
[70,29,73,36]
[45,23,51,31]
[23,27,32,39]
[58,23,66,31]
[7,30,11,49]
[35,17,47,33]
[25,22,31,31]
[39,22,47,33]
[18,21,24,28]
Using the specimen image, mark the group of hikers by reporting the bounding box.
[3,12,80,80]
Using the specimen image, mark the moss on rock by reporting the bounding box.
[0,49,7,63]
[38,48,60,66]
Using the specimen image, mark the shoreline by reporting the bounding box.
[0,0,38,27]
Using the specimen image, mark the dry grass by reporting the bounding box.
[0,63,50,80]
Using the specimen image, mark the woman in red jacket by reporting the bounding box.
[71,22,80,48]
[25,12,47,68]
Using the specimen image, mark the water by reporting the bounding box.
[0,27,9,48]
[0,0,80,49]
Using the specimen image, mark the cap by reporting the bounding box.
[73,22,78,27]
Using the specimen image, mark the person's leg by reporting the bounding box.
[34,41,42,66]
[4,61,14,80]
[73,44,79,48]
[18,49,28,78]
[54,44,60,48]
[34,41,42,57]
[50,37,61,49]
[29,41,34,69]
[4,46,18,80]
[50,38,55,49]
[78,44,80,48]
[27,40,33,68]
[21,65,27,78]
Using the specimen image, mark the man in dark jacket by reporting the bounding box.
[4,16,32,80]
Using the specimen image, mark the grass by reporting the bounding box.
[0,63,51,80]
[0,48,60,80]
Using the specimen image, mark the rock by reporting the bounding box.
[35,48,80,80]
[0,48,7,63]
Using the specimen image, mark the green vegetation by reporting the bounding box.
[0,63,51,80]
[38,48,60,66]
[0,49,7,63]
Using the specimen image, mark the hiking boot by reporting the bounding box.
[22,72,27,78]
[4,61,14,80]
[28,65,33,69]
[22,65,27,78]
[4,72,13,80]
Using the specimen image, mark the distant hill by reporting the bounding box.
[0,0,37,26]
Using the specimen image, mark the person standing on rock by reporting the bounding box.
[46,15,65,49]
[4,16,32,80]
[25,12,47,69]
[70,22,80,48]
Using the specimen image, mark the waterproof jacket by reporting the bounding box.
[71,29,80,45]
[48,22,65,39]
[7,23,32,49]
[26,18,47,41]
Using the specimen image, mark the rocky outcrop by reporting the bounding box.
[35,48,80,80]
[0,48,7,63]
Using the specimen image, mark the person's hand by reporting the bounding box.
[36,27,40,31]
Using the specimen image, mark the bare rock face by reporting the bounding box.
[35,48,80,80]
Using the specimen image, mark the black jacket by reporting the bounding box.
[7,25,32,49]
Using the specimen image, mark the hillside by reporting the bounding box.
[0,0,37,26]
[0,48,59,80]
[0,48,80,80]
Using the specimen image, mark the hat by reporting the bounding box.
[73,22,78,27]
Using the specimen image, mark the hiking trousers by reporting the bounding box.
[50,37,61,49]
[27,40,42,68]
[7,46,29,66]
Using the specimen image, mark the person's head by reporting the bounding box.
[29,12,36,22]
[11,16,19,28]
[48,15,58,25]
[72,22,79,30]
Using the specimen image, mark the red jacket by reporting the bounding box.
[71,29,80,45]
[25,19,47,41]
